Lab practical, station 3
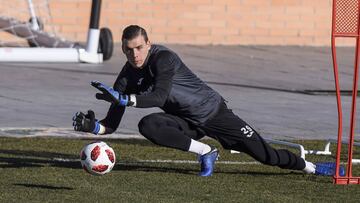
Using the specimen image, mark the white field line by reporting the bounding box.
[52,158,358,165]
[52,157,261,165]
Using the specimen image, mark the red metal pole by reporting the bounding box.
[346,3,360,182]
[347,36,360,181]
[332,0,360,185]
[331,0,344,183]
[332,34,345,182]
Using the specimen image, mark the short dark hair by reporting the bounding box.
[122,25,149,42]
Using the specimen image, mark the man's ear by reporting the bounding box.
[147,41,151,50]
[122,40,128,53]
[122,44,126,54]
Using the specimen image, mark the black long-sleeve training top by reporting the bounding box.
[100,44,222,133]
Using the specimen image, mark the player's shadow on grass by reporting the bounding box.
[0,149,315,178]
[14,183,73,190]
[117,163,199,175]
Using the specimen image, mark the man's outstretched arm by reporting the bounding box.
[91,51,176,108]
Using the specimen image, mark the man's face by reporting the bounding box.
[122,35,151,69]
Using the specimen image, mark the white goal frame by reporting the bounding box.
[0,0,106,64]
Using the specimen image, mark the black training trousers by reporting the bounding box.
[138,101,305,170]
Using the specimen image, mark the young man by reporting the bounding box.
[73,25,339,177]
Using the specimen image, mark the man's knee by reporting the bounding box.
[138,114,159,136]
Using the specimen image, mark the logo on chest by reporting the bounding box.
[137,78,144,85]
[135,77,154,95]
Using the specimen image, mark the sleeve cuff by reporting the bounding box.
[98,124,106,134]
[129,94,137,107]
[92,122,106,135]
[92,122,100,134]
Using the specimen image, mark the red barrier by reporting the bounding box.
[331,0,360,185]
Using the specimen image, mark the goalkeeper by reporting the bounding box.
[73,25,338,177]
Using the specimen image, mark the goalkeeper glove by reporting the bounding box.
[91,80,134,106]
[72,110,100,134]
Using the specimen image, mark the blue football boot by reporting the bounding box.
[198,147,219,177]
[315,162,345,176]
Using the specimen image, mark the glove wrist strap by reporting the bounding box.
[128,94,137,107]
[92,122,100,134]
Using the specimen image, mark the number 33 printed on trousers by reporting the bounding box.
[241,125,254,138]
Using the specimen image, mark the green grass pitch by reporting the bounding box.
[0,137,359,202]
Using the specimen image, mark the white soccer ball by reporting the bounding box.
[80,141,116,175]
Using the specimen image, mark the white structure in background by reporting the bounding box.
[0,0,113,63]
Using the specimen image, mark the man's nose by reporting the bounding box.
[133,49,140,57]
